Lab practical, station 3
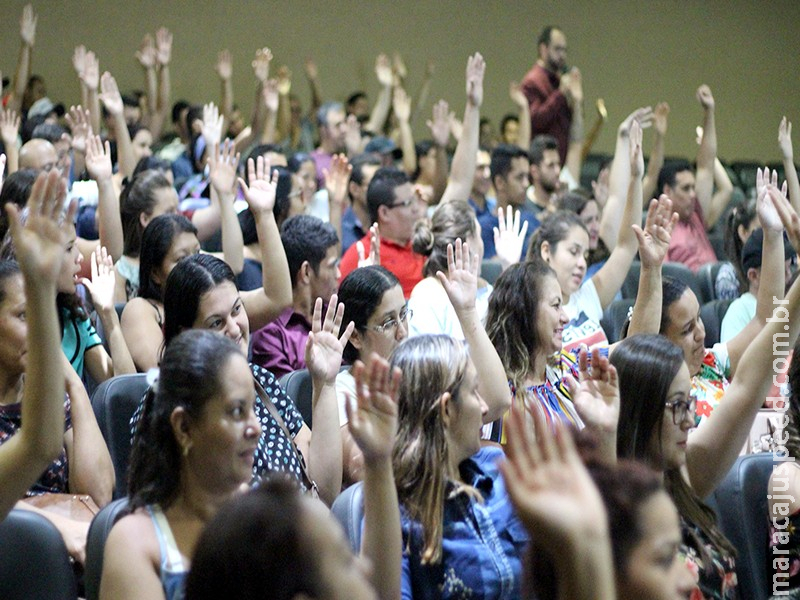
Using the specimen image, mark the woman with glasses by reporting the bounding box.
[337,240,510,486]
[611,257,800,600]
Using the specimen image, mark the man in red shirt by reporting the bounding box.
[339,167,425,298]
[521,26,581,166]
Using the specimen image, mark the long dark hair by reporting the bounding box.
[128,329,242,511]
[611,334,735,559]
[138,214,197,302]
[162,254,238,346]
[120,170,174,257]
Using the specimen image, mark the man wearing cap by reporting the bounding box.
[720,228,797,342]
[364,136,401,168]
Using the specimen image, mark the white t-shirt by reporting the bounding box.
[407,277,492,340]
[562,278,608,351]
[335,368,356,427]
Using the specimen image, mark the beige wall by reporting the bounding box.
[2,1,798,163]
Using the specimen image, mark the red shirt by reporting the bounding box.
[521,63,571,165]
[667,201,717,272]
[339,232,424,299]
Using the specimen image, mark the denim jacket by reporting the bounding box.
[400,447,528,599]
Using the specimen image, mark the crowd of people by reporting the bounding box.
[1,6,799,599]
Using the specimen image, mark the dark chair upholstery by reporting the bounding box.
[0,509,78,600]
[279,369,314,428]
[84,498,129,600]
[710,454,776,600]
[620,261,642,300]
[331,482,364,553]
[697,261,732,303]
[600,298,635,344]
[91,374,149,499]
[480,260,502,286]
[699,299,733,347]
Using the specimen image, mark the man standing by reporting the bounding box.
[521,25,581,165]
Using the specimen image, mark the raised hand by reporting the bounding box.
[0,109,21,148]
[202,102,223,144]
[509,81,527,108]
[619,106,653,137]
[20,4,37,46]
[80,51,100,92]
[654,102,670,136]
[262,79,279,113]
[436,238,478,313]
[757,168,787,234]
[323,154,351,209]
[779,117,794,160]
[276,66,292,95]
[72,45,87,77]
[80,246,116,314]
[306,295,355,385]
[346,354,400,465]
[500,404,609,550]
[375,53,393,87]
[427,99,451,148]
[252,47,273,82]
[6,170,74,285]
[466,52,485,108]
[392,52,408,81]
[65,106,91,154]
[357,223,381,267]
[85,135,113,182]
[343,114,362,156]
[238,156,278,215]
[135,34,157,69]
[393,87,411,123]
[303,57,318,81]
[99,72,123,116]
[493,205,529,269]
[215,49,232,80]
[566,67,583,105]
[629,119,644,178]
[155,27,172,66]
[768,181,800,251]
[566,347,620,435]
[696,84,714,110]
[633,194,678,269]
[208,139,240,196]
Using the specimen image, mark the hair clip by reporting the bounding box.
[146,367,160,392]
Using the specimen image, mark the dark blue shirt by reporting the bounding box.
[400,446,528,600]
[341,206,367,256]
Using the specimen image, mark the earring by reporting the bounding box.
[182,443,191,457]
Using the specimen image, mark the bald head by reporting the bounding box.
[19,139,58,171]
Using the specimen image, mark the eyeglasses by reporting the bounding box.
[665,394,697,426]
[366,305,412,334]
[387,197,416,210]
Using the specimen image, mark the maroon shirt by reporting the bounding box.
[250,307,312,379]
[521,63,571,165]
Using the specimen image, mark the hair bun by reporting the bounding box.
[412,218,435,256]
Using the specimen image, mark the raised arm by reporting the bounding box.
[297,296,353,506]
[233,48,271,155]
[260,79,279,144]
[147,27,172,141]
[323,154,351,246]
[134,34,158,124]
[80,51,102,137]
[236,157,292,330]
[85,133,124,261]
[642,102,669,203]
[694,85,720,225]
[686,180,789,498]
[275,66,292,142]
[346,355,401,600]
[561,69,584,186]
[599,107,652,250]
[100,72,136,179]
[207,140,244,274]
[215,50,234,132]
[71,46,89,112]
[303,57,323,118]
[0,109,21,176]
[393,87,416,176]
[441,53,485,205]
[0,171,68,520]
[592,119,645,309]
[65,104,90,182]
[364,54,393,135]
[426,100,451,204]
[778,116,800,212]
[502,406,616,600]
[7,4,36,114]
[509,81,531,153]
[438,239,511,422]
[410,59,435,125]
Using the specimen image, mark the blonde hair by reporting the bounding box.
[391,335,475,564]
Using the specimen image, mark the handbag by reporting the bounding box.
[254,379,320,499]
[23,493,101,522]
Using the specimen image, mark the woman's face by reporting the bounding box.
[142,186,179,229]
[301,497,377,600]
[297,160,318,198]
[0,275,28,375]
[467,219,485,265]
[536,274,569,356]
[580,200,601,250]
[182,352,261,490]
[154,232,201,287]
[662,290,705,377]
[132,129,153,163]
[617,491,695,600]
[288,175,308,219]
[353,284,408,360]
[57,224,82,294]
[542,225,589,297]
[418,148,437,180]
[447,360,489,464]
[648,363,693,471]
[193,281,249,355]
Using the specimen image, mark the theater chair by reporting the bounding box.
[0,509,78,600]
[331,482,365,553]
[85,498,129,600]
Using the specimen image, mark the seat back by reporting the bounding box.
[620,261,641,299]
[700,299,733,347]
[600,298,635,344]
[697,261,731,303]
[91,374,149,498]
[279,369,314,428]
[84,498,129,600]
[331,482,364,553]
[710,453,776,600]
[480,260,502,286]
[662,262,706,303]
[0,509,78,600]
